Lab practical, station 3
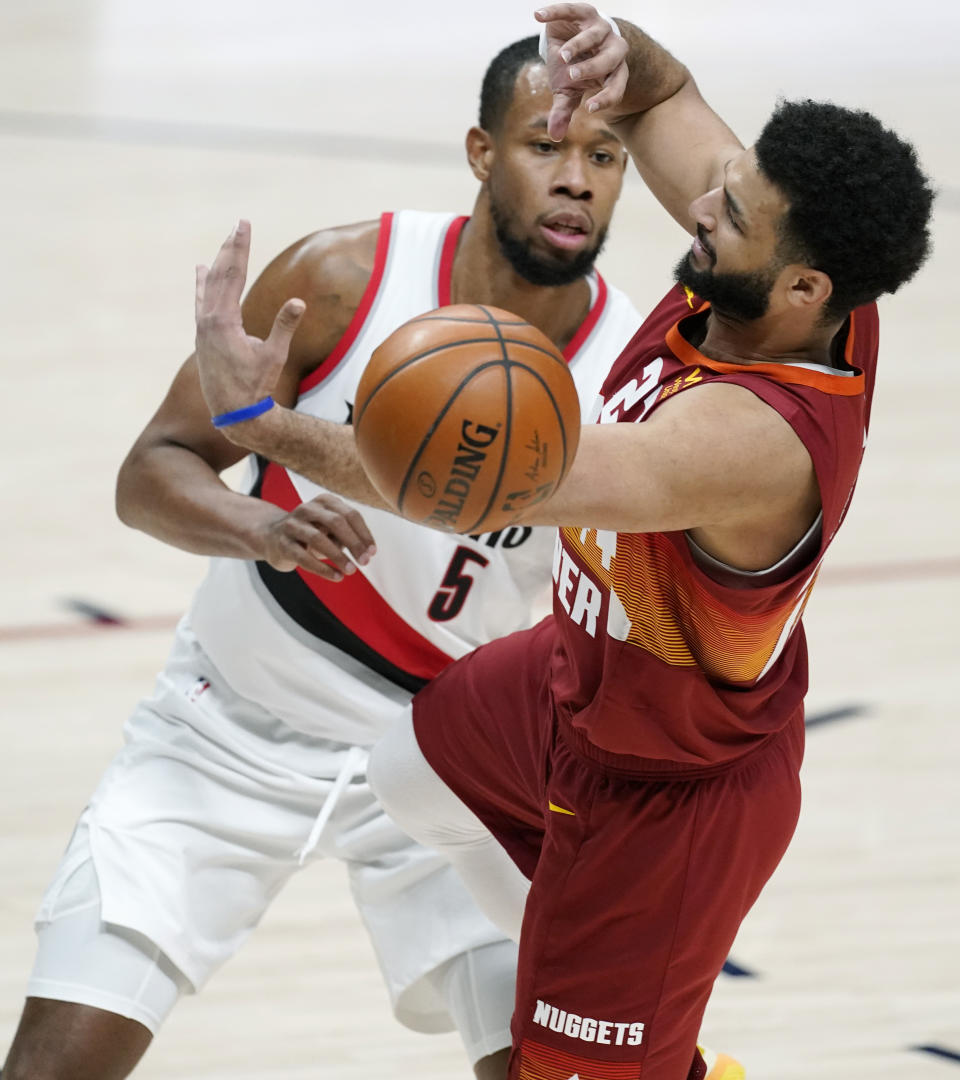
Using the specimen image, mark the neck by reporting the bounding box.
[449,195,594,351]
[698,305,845,368]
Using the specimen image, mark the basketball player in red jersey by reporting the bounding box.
[184,5,934,1079]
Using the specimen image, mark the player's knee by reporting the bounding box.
[369,708,481,849]
[430,939,517,1067]
[368,708,431,834]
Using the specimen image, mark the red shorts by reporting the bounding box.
[413,618,804,1080]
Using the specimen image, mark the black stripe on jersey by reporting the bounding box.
[249,458,428,695]
[254,559,429,694]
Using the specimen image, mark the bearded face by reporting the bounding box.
[673,224,781,322]
[489,183,609,287]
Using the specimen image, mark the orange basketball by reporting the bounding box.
[354,304,581,535]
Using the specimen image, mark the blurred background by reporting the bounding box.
[1,2,958,1077]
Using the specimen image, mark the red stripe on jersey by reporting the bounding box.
[517,1038,642,1079]
[437,216,469,307]
[260,462,455,680]
[563,272,609,362]
[298,211,395,395]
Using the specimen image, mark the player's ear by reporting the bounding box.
[466,126,495,182]
[784,266,833,312]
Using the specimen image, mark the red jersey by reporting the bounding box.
[549,283,879,769]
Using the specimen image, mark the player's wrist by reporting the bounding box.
[213,397,286,449]
[233,495,289,562]
[611,20,690,121]
[211,395,275,429]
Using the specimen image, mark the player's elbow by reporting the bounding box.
[115,446,148,529]
[115,435,172,530]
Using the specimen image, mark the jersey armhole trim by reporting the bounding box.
[298,211,395,394]
[563,272,608,362]
[437,216,469,307]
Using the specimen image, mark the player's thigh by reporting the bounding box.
[510,721,803,1079]
[411,620,556,871]
[24,861,191,1043]
[56,704,339,990]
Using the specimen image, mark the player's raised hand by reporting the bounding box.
[259,493,377,579]
[534,4,629,141]
[195,220,305,420]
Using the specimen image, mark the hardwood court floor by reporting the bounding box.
[2,2,958,1076]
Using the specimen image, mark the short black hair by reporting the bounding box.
[755,99,934,319]
[479,35,543,133]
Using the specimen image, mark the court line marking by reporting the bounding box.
[913,1045,960,1066]
[62,598,125,625]
[721,958,756,978]
[804,704,868,729]
[0,554,957,645]
[0,613,178,643]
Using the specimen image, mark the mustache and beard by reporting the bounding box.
[488,187,608,288]
[487,182,776,315]
[673,226,780,322]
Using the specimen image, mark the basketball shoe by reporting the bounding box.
[698,1043,746,1079]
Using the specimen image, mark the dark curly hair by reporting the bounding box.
[755,99,934,319]
[479,36,542,133]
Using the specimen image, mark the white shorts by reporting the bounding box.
[29,621,508,1035]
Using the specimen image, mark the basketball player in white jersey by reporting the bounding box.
[2,36,650,1080]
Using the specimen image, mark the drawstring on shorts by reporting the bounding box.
[295,745,368,865]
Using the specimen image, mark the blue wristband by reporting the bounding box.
[211,396,275,428]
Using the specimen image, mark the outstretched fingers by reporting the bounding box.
[192,218,286,422]
[201,219,252,318]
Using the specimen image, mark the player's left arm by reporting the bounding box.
[521,383,820,570]
[220,379,818,572]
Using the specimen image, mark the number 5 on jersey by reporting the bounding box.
[428,546,491,622]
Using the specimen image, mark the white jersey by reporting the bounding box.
[189,210,642,744]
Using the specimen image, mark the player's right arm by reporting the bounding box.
[535,3,743,233]
[115,223,379,580]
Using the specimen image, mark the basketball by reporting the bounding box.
[353,304,581,535]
